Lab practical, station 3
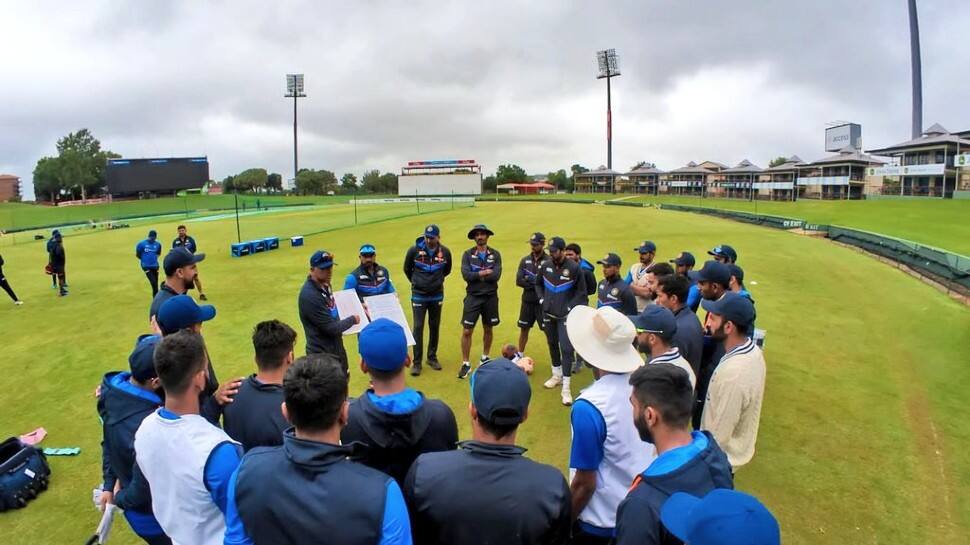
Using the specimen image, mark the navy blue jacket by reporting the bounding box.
[460,245,502,297]
[672,305,704,374]
[403,238,452,301]
[405,441,572,545]
[96,372,162,525]
[614,431,733,545]
[172,235,197,253]
[298,277,356,361]
[225,432,409,545]
[535,256,587,319]
[579,258,597,298]
[516,252,548,303]
[344,263,396,299]
[223,376,288,452]
[597,275,637,316]
[48,240,65,270]
[341,389,458,486]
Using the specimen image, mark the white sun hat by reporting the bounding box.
[566,305,644,373]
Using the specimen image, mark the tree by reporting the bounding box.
[320,170,338,194]
[483,175,497,193]
[547,169,568,190]
[495,164,528,184]
[361,169,382,193]
[234,168,268,192]
[630,161,650,171]
[377,172,398,194]
[295,169,324,195]
[568,164,589,192]
[769,156,788,167]
[340,173,358,193]
[55,129,117,200]
[32,157,63,203]
[222,175,236,192]
[266,172,283,192]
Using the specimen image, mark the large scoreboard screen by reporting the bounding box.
[106,157,209,195]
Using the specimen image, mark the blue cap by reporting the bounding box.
[695,260,731,287]
[708,244,738,263]
[309,250,335,269]
[631,305,678,340]
[635,240,657,254]
[423,224,440,237]
[669,251,696,267]
[148,230,157,238]
[129,334,161,382]
[467,224,495,240]
[358,318,408,372]
[547,236,566,251]
[660,489,780,545]
[359,244,376,255]
[728,264,744,284]
[528,232,546,244]
[163,247,206,276]
[157,295,216,335]
[596,253,622,267]
[471,358,531,426]
[701,291,756,329]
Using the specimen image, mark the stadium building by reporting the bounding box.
[660,161,725,196]
[398,160,482,196]
[574,166,621,193]
[623,164,664,194]
[755,156,803,201]
[0,174,21,202]
[713,160,762,200]
[866,123,970,199]
[795,147,884,200]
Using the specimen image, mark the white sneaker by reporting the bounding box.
[14,300,24,306]
[543,375,562,389]
[561,378,573,406]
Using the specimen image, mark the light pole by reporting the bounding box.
[907,0,922,139]
[596,49,621,191]
[285,74,307,185]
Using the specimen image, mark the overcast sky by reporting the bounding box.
[3,0,968,199]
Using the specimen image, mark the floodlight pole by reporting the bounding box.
[596,49,620,193]
[285,74,307,186]
[908,0,922,139]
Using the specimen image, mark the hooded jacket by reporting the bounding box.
[535,256,587,319]
[613,431,734,545]
[403,237,453,300]
[341,388,458,486]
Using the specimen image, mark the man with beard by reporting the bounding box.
[98,335,171,545]
[700,292,764,471]
[625,241,656,313]
[344,244,396,300]
[149,248,206,322]
[643,262,674,307]
[298,250,359,369]
[692,260,731,429]
[515,232,548,355]
[613,364,733,545]
[403,225,453,376]
[172,225,207,301]
[654,274,703,375]
[536,237,587,406]
[631,306,696,389]
[595,253,636,316]
[669,251,701,313]
[707,244,738,265]
[458,225,502,379]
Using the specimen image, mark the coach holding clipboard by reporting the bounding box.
[298,250,359,369]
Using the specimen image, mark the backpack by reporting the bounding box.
[0,437,51,511]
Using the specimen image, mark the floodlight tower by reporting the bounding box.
[596,49,621,171]
[285,74,307,184]
[907,0,922,139]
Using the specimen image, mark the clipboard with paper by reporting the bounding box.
[333,289,370,335]
[363,293,416,346]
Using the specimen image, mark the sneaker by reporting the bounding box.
[59,291,68,297]
[199,294,208,301]
[51,283,57,290]
[479,355,490,365]
[410,363,422,377]
[14,300,24,306]
[543,375,563,389]
[561,378,573,406]
[457,362,472,380]
[427,358,442,371]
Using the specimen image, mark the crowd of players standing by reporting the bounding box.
[79,219,778,545]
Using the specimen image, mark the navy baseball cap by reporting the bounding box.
[148,230,157,238]
[547,236,566,251]
[631,305,678,340]
[708,244,738,263]
[695,260,731,287]
[669,251,696,267]
[129,334,161,382]
[467,224,495,239]
[309,250,335,269]
[358,318,408,372]
[359,244,376,256]
[728,264,744,284]
[471,358,531,426]
[701,291,756,329]
[423,224,440,237]
[660,489,780,545]
[157,295,216,335]
[635,240,657,254]
[528,232,546,244]
[163,247,206,276]
[597,253,622,267]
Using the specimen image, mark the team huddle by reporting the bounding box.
[94,221,778,545]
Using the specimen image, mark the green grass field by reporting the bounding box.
[485,193,970,255]
[1,201,968,544]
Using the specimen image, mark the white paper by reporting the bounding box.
[97,503,118,543]
[333,289,370,335]
[363,293,416,346]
